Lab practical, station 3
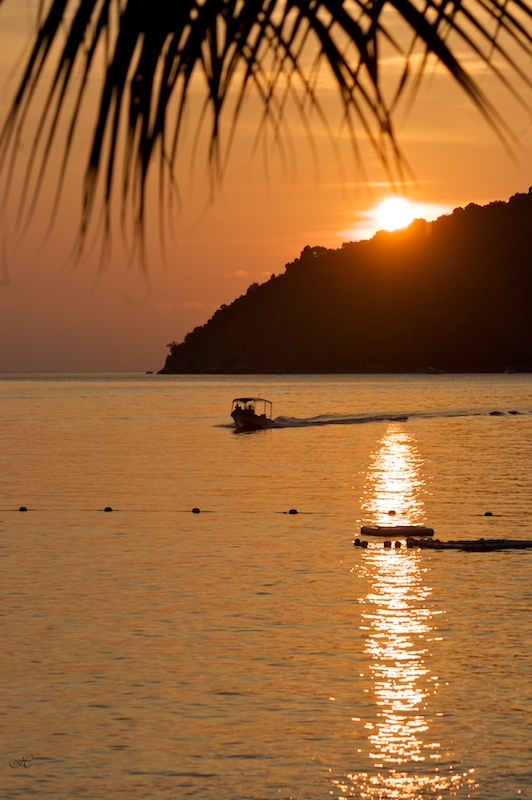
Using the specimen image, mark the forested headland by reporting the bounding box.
[160,189,532,374]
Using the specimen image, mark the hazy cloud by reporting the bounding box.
[225,269,274,279]
[181,300,216,310]
[225,269,252,278]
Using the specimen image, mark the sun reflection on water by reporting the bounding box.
[364,550,433,766]
[361,424,425,525]
[337,424,476,798]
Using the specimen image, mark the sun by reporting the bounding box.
[377,197,415,232]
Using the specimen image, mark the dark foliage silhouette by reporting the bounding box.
[160,189,532,373]
[1,0,532,256]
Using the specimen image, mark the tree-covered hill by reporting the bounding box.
[159,189,532,374]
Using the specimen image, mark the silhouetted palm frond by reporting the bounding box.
[1,0,532,257]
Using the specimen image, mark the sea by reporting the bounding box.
[1,372,531,800]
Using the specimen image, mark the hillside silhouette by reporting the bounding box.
[160,189,532,374]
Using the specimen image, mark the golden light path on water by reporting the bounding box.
[361,424,425,526]
[335,424,478,798]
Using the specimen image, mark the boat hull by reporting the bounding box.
[231,409,273,431]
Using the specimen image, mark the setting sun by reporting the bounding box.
[377,197,415,232]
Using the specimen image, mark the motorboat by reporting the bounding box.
[231,397,273,431]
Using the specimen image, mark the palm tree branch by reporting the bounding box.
[1,0,532,259]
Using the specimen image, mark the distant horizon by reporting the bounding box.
[2,369,532,375]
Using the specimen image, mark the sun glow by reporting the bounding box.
[377,197,415,231]
[340,199,452,242]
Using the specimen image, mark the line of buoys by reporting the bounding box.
[10,506,304,514]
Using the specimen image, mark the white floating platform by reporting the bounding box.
[361,524,435,537]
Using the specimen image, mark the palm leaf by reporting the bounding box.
[1,0,531,258]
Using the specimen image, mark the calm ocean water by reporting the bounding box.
[1,373,531,799]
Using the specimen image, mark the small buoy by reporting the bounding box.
[104,506,113,512]
[19,506,28,512]
[388,510,396,516]
[360,540,368,548]
[288,508,298,515]
[484,511,493,517]
[395,541,401,548]
[354,538,361,547]
[191,507,201,514]
[384,540,392,548]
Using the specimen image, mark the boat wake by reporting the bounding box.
[270,407,531,429]
[273,412,409,428]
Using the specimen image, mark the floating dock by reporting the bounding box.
[355,526,532,551]
[360,524,434,537]
[406,537,532,551]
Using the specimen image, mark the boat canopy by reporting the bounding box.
[231,397,272,416]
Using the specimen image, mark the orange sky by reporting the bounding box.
[1,1,531,372]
